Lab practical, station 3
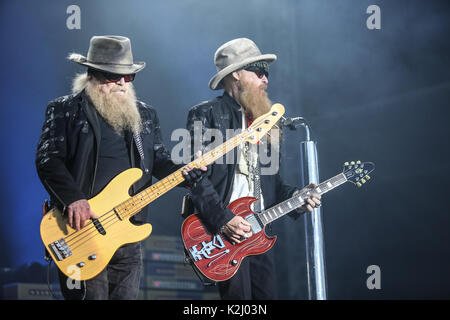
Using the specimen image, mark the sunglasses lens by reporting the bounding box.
[106,76,121,82]
[123,74,135,82]
[255,70,268,79]
[95,71,135,83]
[110,73,135,82]
[245,67,268,79]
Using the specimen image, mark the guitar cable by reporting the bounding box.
[46,259,60,300]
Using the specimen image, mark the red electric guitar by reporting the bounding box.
[181,161,375,282]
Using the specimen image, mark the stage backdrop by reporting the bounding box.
[0,0,449,299]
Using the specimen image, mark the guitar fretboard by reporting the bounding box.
[257,173,347,226]
[114,134,246,219]
[113,107,282,220]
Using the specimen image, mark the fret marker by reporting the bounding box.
[327,182,332,188]
[288,202,292,209]
[278,207,282,214]
[268,212,272,219]
[316,187,322,193]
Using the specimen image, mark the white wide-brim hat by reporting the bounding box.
[68,35,146,75]
[209,38,277,90]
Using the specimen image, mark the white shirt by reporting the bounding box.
[228,109,264,211]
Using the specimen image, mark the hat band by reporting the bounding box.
[86,60,134,66]
[243,61,269,70]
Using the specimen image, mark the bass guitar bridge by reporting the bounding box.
[48,239,72,261]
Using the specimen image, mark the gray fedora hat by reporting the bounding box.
[209,38,277,90]
[68,35,146,75]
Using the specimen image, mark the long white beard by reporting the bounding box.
[72,73,142,135]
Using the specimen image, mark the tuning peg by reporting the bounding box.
[361,178,366,184]
[365,175,371,180]
[350,161,355,165]
[356,160,361,164]
[356,182,362,187]
[344,162,349,166]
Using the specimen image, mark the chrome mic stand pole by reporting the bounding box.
[284,117,328,300]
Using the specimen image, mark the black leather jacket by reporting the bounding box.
[186,92,300,234]
[36,90,179,223]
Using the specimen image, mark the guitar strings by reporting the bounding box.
[64,136,241,251]
[66,145,230,251]
[64,172,184,248]
[62,163,189,246]
[67,171,187,249]
[256,173,348,225]
[59,111,278,253]
[71,167,346,252]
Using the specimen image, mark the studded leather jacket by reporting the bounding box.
[185,92,301,234]
[35,90,179,223]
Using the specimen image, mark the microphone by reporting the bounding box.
[281,116,305,130]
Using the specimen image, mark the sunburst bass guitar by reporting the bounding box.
[40,104,285,281]
[182,161,375,282]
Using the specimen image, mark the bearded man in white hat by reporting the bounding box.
[184,38,321,299]
[36,35,204,300]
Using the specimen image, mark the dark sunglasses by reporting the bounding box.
[90,70,135,83]
[244,66,269,79]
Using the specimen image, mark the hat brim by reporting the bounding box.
[69,54,146,75]
[208,54,276,90]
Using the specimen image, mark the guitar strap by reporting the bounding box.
[183,247,217,287]
[133,132,150,174]
[249,142,262,212]
[246,113,263,212]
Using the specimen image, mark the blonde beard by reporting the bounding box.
[80,75,142,136]
[238,78,281,146]
[238,78,272,120]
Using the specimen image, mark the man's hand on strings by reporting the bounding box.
[67,199,99,231]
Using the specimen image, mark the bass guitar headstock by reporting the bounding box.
[245,103,285,144]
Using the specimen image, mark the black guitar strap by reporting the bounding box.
[183,247,217,287]
[133,133,150,174]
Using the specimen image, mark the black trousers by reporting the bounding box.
[218,250,276,300]
[58,242,142,300]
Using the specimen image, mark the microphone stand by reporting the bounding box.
[283,117,328,300]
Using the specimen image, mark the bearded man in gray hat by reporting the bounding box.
[36,35,204,300]
[185,38,321,299]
